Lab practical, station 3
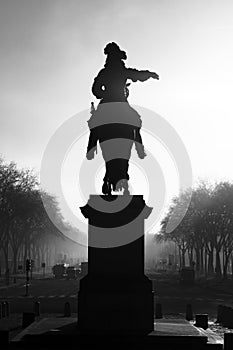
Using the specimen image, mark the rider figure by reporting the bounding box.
[92,42,159,103]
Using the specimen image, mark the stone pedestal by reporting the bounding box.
[78,195,154,335]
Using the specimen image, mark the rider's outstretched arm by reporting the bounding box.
[127,68,159,82]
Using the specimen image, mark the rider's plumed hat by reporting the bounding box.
[104,42,127,60]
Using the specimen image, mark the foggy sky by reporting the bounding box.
[1,0,233,193]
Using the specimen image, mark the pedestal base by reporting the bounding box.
[78,275,154,335]
[79,195,153,335]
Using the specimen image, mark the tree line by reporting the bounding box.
[0,157,86,275]
[157,181,233,278]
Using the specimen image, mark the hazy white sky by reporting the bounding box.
[1,0,233,232]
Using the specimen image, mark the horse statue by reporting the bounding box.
[86,42,159,195]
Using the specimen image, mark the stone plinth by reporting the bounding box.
[78,195,154,335]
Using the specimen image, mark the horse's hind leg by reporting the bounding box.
[122,179,130,195]
[116,179,130,195]
[102,172,112,195]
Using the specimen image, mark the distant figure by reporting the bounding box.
[86,42,159,195]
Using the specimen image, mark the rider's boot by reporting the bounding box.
[136,143,147,159]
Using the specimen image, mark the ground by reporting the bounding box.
[0,271,233,340]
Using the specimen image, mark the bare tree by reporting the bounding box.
[157,181,233,279]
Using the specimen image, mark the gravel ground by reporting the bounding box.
[0,313,73,340]
[160,313,233,341]
[209,321,233,338]
[1,312,233,342]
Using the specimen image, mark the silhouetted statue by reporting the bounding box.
[86,42,159,195]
